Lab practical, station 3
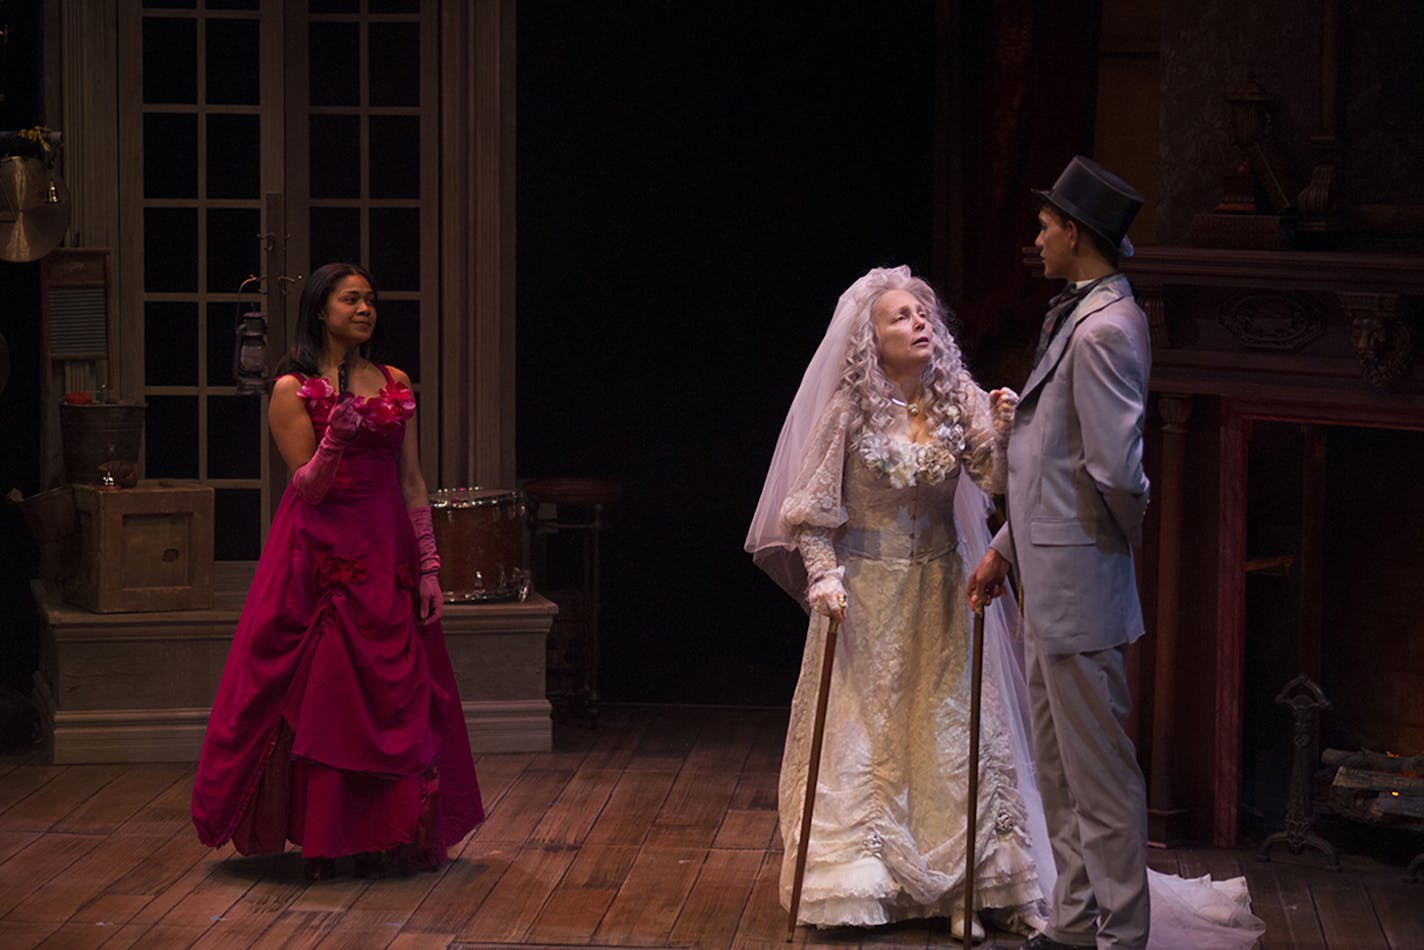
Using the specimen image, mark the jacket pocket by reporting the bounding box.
[1029,517,1096,546]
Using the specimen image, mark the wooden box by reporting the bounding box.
[65,481,214,613]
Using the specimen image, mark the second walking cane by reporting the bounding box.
[785,608,842,941]
[960,604,986,949]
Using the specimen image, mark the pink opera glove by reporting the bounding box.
[291,398,362,505]
[409,505,443,624]
[417,574,443,624]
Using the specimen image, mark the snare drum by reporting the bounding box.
[428,487,529,602]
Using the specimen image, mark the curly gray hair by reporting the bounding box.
[839,269,975,455]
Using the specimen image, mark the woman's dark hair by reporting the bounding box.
[270,262,385,386]
[1040,201,1120,269]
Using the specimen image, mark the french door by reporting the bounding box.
[118,0,439,558]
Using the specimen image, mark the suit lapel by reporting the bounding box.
[1019,276,1130,402]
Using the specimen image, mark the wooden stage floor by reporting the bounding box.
[0,705,1419,948]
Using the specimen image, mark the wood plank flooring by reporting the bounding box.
[0,705,1420,948]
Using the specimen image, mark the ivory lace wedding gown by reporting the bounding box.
[777,391,1043,926]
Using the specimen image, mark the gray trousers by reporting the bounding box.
[1025,637,1150,950]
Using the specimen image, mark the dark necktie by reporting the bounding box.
[1032,276,1109,365]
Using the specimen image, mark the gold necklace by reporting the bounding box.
[888,394,920,416]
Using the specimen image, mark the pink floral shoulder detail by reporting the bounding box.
[362,378,416,431]
[295,372,416,431]
[296,375,339,415]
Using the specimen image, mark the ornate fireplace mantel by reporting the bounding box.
[1122,246,1424,295]
[1127,246,1424,404]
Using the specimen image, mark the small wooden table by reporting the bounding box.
[524,477,620,725]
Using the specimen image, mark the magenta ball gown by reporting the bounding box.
[192,369,483,866]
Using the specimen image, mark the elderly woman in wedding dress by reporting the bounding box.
[746,266,1044,940]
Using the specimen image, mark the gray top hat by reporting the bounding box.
[1034,155,1143,257]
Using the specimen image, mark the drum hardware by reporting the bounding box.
[428,487,529,603]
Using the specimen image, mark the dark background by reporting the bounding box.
[514,1,940,706]
[0,0,44,501]
[0,0,44,704]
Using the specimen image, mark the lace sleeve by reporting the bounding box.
[960,383,1008,495]
[796,524,845,611]
[795,525,838,584]
[780,390,852,531]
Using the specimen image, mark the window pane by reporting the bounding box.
[369,0,419,12]
[375,297,419,383]
[309,21,360,107]
[369,115,419,199]
[143,17,196,104]
[310,0,358,12]
[145,0,196,8]
[206,113,260,198]
[208,0,260,10]
[145,302,199,386]
[214,488,262,560]
[145,208,199,292]
[206,18,260,105]
[207,395,261,478]
[145,394,199,478]
[144,113,197,198]
[369,22,420,107]
[369,207,418,291]
[309,114,361,198]
[309,206,361,270]
[207,302,241,389]
[207,208,261,295]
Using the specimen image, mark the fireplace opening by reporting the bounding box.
[1240,420,1424,857]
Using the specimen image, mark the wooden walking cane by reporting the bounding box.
[785,611,841,941]
[960,604,986,950]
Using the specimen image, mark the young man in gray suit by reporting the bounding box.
[968,155,1152,949]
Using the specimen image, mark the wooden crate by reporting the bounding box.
[65,481,214,613]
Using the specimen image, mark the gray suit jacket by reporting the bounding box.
[990,274,1151,654]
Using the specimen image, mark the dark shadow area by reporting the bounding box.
[516,2,936,705]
